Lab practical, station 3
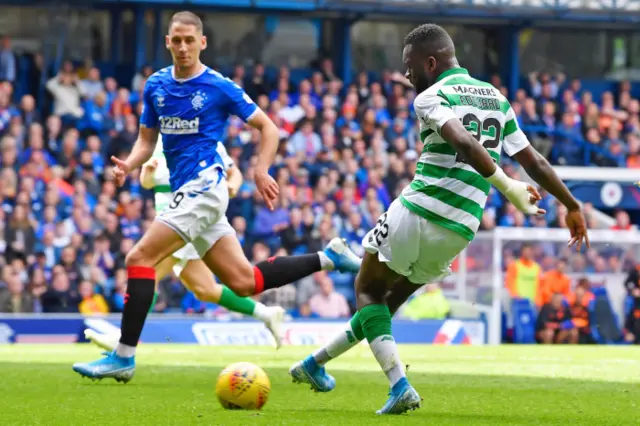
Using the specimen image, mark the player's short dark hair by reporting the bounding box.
[403,23,454,53]
[169,11,203,33]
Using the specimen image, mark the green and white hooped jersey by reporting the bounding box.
[400,67,529,241]
[147,137,235,213]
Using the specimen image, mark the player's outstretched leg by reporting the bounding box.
[290,279,418,392]
[73,222,185,383]
[250,237,361,294]
[175,258,287,348]
[202,236,361,299]
[357,253,421,415]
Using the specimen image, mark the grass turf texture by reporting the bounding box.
[1,344,638,425]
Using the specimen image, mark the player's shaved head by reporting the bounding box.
[402,24,459,93]
[404,24,455,60]
[169,11,203,33]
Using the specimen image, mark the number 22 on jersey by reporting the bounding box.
[455,113,501,164]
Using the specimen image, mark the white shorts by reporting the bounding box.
[156,166,232,258]
[170,216,235,277]
[362,199,470,285]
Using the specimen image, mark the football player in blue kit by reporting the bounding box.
[72,11,361,383]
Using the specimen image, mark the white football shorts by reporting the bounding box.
[362,199,470,285]
[156,166,235,259]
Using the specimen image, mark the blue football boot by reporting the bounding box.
[289,355,336,392]
[376,377,421,415]
[323,238,362,273]
[72,351,135,383]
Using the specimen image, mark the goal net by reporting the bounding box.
[441,227,640,345]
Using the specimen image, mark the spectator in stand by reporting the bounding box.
[538,258,571,307]
[20,95,41,128]
[308,271,350,318]
[520,97,552,158]
[0,35,16,83]
[506,243,542,305]
[131,65,154,94]
[0,89,12,135]
[536,292,578,344]
[46,72,84,124]
[79,67,104,100]
[624,293,640,344]
[529,71,566,103]
[553,112,583,165]
[244,62,270,99]
[41,265,81,313]
[280,206,313,255]
[78,280,109,315]
[627,133,640,168]
[0,265,34,313]
[59,246,81,287]
[252,195,289,249]
[612,210,634,231]
[5,203,36,258]
[569,279,594,344]
[401,283,451,320]
[624,261,640,298]
[288,118,322,157]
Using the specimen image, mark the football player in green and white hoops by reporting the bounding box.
[290,24,589,415]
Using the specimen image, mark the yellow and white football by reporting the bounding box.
[215,362,271,410]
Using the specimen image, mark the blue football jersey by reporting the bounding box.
[140,66,258,191]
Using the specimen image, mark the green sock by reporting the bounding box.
[349,311,365,341]
[359,304,392,342]
[147,292,158,314]
[359,304,405,386]
[218,285,257,316]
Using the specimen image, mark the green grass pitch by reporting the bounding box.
[1,344,639,425]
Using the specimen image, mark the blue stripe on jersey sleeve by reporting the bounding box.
[218,77,258,122]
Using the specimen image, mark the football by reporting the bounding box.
[215,362,271,410]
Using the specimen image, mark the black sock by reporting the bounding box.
[254,254,321,293]
[119,266,156,347]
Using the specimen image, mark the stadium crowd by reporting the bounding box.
[0,37,637,321]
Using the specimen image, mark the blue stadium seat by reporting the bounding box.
[328,271,354,289]
[501,311,509,343]
[287,308,301,318]
[588,287,629,345]
[511,298,537,344]
[625,295,634,317]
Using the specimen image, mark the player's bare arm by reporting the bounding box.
[247,110,280,209]
[111,126,159,187]
[440,119,544,216]
[440,119,498,178]
[512,145,589,250]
